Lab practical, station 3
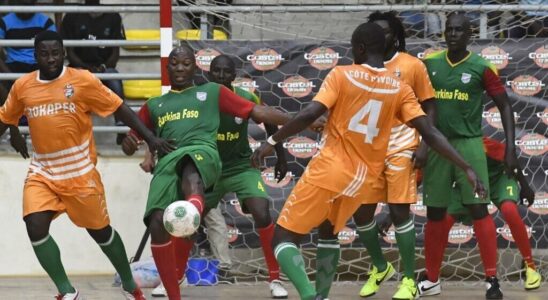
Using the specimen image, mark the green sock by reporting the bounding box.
[357,220,387,272]
[32,235,75,295]
[98,230,137,293]
[315,239,340,298]
[274,242,316,300]
[395,218,416,279]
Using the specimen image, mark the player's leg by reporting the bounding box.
[419,149,454,296]
[23,181,77,298]
[315,220,340,298]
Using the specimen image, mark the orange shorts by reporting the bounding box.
[23,177,110,230]
[361,151,417,204]
[277,178,361,235]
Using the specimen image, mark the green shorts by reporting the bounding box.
[423,136,490,208]
[144,145,221,222]
[448,157,519,223]
[205,167,269,211]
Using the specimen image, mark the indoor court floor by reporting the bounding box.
[0,275,545,300]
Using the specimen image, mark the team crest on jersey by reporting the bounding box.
[64,84,74,99]
[393,68,401,78]
[234,117,243,124]
[196,92,207,101]
[461,73,471,84]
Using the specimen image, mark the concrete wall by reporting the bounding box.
[0,154,153,276]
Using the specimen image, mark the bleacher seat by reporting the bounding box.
[124,29,160,50]
[176,29,228,40]
[123,80,161,100]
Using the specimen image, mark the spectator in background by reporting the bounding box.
[508,0,547,38]
[0,0,55,110]
[395,0,443,38]
[61,0,127,144]
[177,0,233,38]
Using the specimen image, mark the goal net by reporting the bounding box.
[170,1,547,285]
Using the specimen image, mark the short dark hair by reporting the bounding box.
[169,43,195,61]
[210,54,235,71]
[368,11,406,52]
[351,22,385,54]
[446,12,471,30]
[34,31,63,49]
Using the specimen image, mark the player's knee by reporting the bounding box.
[148,210,170,243]
[353,204,376,226]
[389,204,410,226]
[87,225,113,244]
[246,198,272,228]
[23,212,52,242]
[426,207,448,221]
[318,220,337,240]
[465,204,488,220]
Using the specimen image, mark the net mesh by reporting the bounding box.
[170,1,548,285]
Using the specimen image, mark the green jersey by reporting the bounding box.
[424,50,504,139]
[216,87,261,177]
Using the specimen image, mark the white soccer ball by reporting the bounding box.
[163,201,201,237]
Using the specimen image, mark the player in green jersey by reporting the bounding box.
[121,45,319,300]
[147,54,290,298]
[418,13,519,300]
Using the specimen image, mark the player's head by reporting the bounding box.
[351,22,385,65]
[13,0,37,19]
[167,44,196,90]
[445,12,471,53]
[368,11,406,56]
[208,55,236,88]
[34,31,65,80]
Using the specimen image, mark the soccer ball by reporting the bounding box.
[163,201,201,237]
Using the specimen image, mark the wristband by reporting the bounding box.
[266,136,277,146]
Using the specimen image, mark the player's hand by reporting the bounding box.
[413,142,428,169]
[504,147,520,179]
[377,213,393,237]
[251,143,275,169]
[140,153,156,173]
[519,182,535,207]
[9,126,29,159]
[145,136,177,157]
[121,134,142,156]
[308,115,327,132]
[464,167,487,199]
[274,157,288,182]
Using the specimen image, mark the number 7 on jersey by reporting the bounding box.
[348,100,382,144]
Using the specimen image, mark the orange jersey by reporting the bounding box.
[307,64,425,197]
[0,67,122,191]
[385,52,435,155]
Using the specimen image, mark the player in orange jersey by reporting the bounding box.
[343,12,437,300]
[252,22,486,300]
[0,31,173,300]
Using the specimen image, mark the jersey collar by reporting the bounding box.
[384,51,400,64]
[170,85,194,94]
[360,63,387,72]
[36,66,66,83]
[445,50,472,68]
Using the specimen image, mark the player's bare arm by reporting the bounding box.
[114,103,176,156]
[411,115,487,198]
[251,101,327,168]
[413,99,436,168]
[0,123,29,158]
[264,122,288,182]
[491,92,519,176]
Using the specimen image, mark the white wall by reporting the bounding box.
[0,155,153,276]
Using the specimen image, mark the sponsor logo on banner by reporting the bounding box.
[230,199,251,217]
[516,133,548,156]
[337,227,357,245]
[410,194,427,217]
[529,192,548,215]
[248,136,261,152]
[232,77,259,93]
[417,47,444,59]
[497,224,533,242]
[261,167,293,188]
[382,225,397,244]
[305,47,340,70]
[483,107,520,129]
[227,225,242,243]
[529,46,548,68]
[507,75,545,96]
[278,75,316,97]
[481,46,512,70]
[537,108,548,125]
[448,223,474,244]
[247,48,284,71]
[195,48,221,71]
[283,136,319,158]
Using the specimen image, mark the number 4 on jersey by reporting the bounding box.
[348,100,382,143]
